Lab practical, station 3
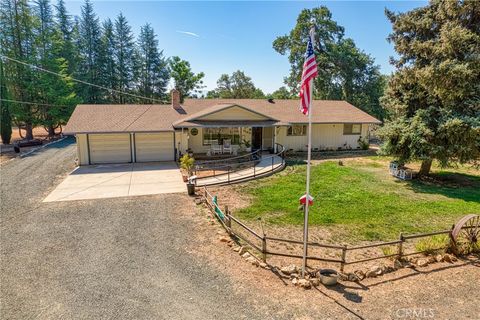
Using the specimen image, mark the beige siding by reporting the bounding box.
[135,132,174,162]
[186,127,252,153]
[76,134,90,165]
[89,133,131,164]
[276,124,370,151]
[198,106,269,121]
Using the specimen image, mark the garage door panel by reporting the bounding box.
[135,133,174,162]
[89,134,131,164]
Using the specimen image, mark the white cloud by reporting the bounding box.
[176,30,200,38]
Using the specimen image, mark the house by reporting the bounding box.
[64,90,381,165]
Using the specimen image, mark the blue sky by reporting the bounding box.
[65,1,426,94]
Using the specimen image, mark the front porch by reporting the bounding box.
[176,126,278,159]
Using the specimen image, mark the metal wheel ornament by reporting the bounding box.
[450,214,480,255]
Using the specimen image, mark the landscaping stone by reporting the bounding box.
[238,247,246,255]
[354,270,365,281]
[242,252,251,259]
[219,236,230,243]
[366,266,382,278]
[417,258,429,267]
[337,272,349,281]
[232,246,241,252]
[246,256,259,266]
[298,279,312,289]
[280,264,298,275]
[259,262,268,269]
[435,254,444,262]
[427,256,436,264]
[310,278,320,287]
[348,273,360,282]
[393,259,404,269]
[443,254,457,263]
[290,273,299,279]
[291,278,298,286]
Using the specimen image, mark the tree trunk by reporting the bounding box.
[24,122,34,140]
[418,159,433,176]
[47,124,55,138]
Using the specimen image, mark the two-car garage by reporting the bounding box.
[76,132,175,165]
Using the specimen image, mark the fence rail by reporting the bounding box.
[203,187,467,272]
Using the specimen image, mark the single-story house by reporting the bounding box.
[64,90,381,165]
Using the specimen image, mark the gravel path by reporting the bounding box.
[0,138,285,319]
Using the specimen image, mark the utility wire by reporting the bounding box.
[0,98,67,108]
[0,54,169,104]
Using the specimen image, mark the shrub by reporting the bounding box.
[358,136,370,150]
[180,154,195,176]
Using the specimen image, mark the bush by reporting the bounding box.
[180,154,195,176]
[357,136,370,150]
[415,235,449,255]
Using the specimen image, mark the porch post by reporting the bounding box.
[273,126,277,153]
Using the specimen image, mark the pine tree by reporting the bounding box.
[137,23,169,101]
[0,0,39,140]
[98,18,116,103]
[113,13,137,103]
[77,0,102,103]
[0,58,13,144]
[54,0,76,75]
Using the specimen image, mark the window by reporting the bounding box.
[287,125,307,136]
[203,128,241,145]
[343,124,362,135]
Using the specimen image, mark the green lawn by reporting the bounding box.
[235,158,480,242]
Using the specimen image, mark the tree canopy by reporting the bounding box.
[378,0,480,175]
[273,6,386,120]
[169,56,205,102]
[207,70,265,99]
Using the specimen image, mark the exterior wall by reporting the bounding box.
[276,123,370,151]
[198,106,269,121]
[76,134,90,165]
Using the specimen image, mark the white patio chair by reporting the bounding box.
[223,139,232,154]
[211,141,222,155]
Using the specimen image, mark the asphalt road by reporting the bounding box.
[0,138,283,319]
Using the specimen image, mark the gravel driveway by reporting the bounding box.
[0,138,283,319]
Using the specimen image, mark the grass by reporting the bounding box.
[235,157,480,242]
[415,235,450,255]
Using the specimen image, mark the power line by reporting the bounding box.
[0,54,169,104]
[0,98,67,108]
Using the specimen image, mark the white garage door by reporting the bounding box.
[89,133,131,164]
[135,132,174,162]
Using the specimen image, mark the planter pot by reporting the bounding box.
[319,269,338,286]
[186,183,195,196]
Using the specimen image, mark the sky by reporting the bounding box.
[64,0,427,94]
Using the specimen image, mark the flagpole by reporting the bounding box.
[301,27,315,278]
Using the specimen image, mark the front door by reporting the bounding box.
[251,127,262,151]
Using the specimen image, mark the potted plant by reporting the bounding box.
[180,154,196,195]
[242,139,251,152]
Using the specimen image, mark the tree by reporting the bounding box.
[268,86,294,99]
[54,0,77,75]
[0,59,12,144]
[0,0,39,140]
[207,70,265,99]
[98,18,115,103]
[137,23,169,100]
[77,0,102,103]
[168,56,204,102]
[273,6,386,120]
[378,1,480,175]
[113,13,137,103]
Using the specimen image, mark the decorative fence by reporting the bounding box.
[203,187,476,272]
[194,143,286,186]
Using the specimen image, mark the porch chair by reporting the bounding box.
[223,139,232,154]
[211,140,222,155]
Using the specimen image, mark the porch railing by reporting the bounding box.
[193,143,286,186]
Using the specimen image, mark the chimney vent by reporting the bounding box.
[171,89,181,109]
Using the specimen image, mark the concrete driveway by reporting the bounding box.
[44,162,185,202]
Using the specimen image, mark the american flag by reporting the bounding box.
[299,30,318,115]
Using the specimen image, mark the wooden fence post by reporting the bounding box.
[225,206,231,232]
[340,245,347,273]
[262,234,267,263]
[398,232,404,259]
